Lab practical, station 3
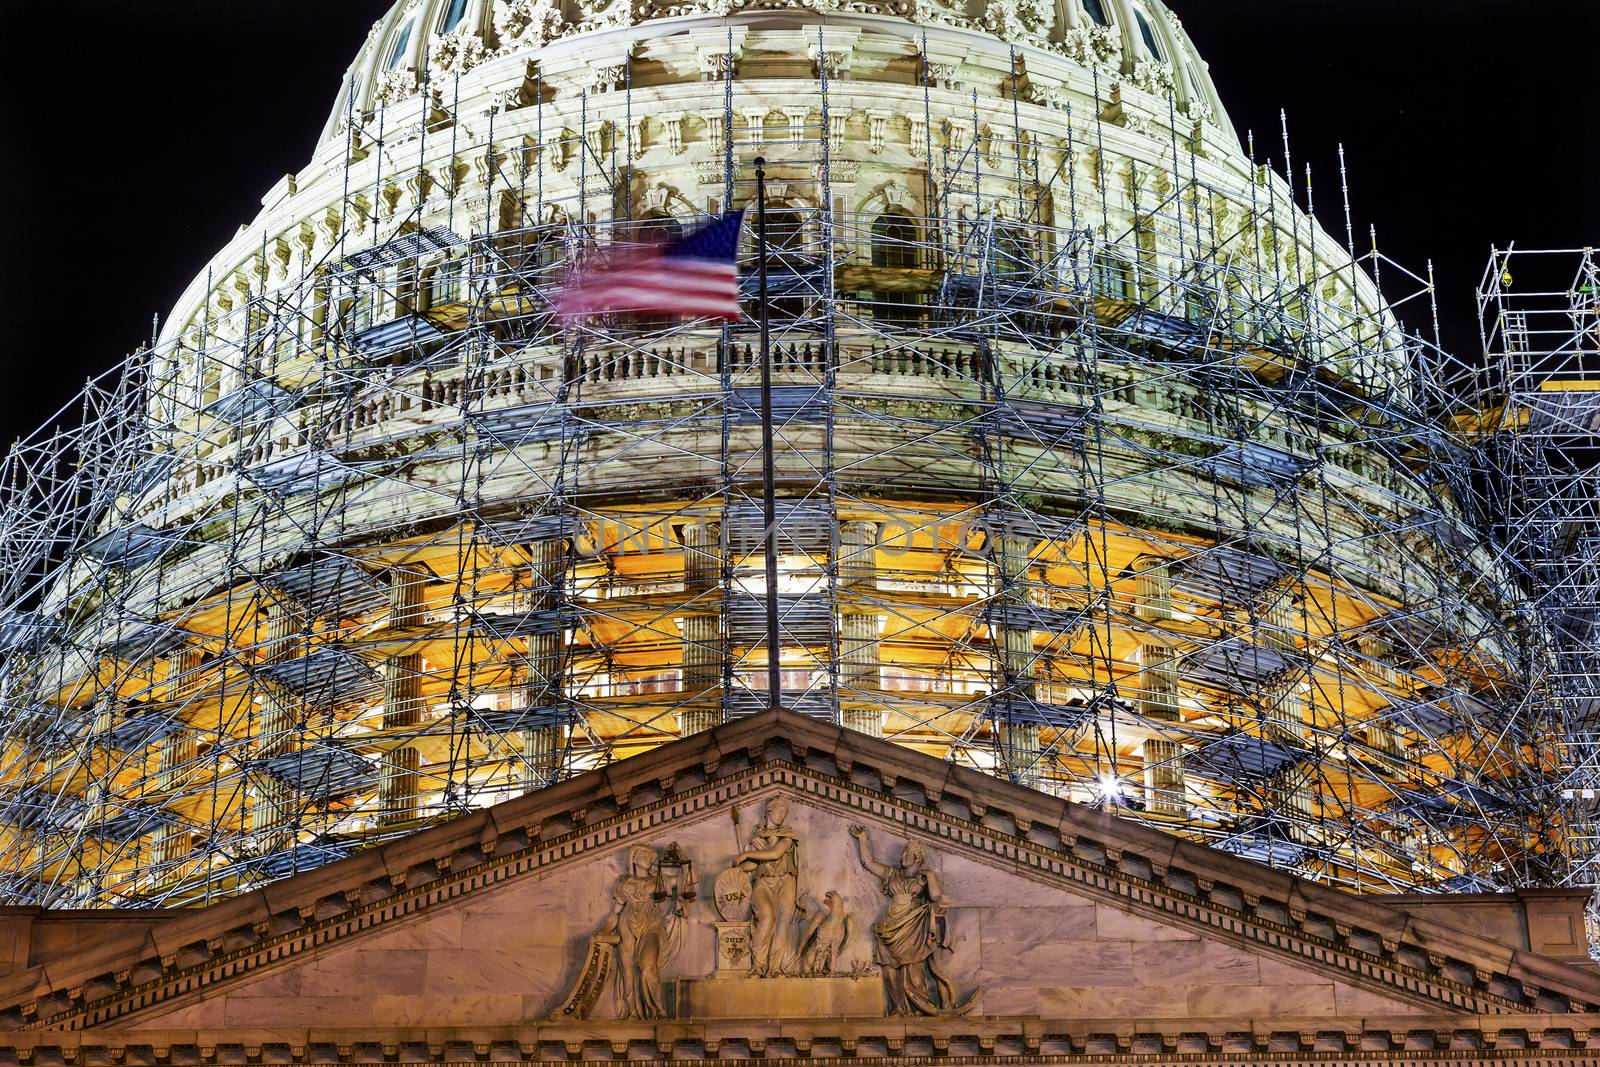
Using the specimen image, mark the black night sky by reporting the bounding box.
[0,0,1594,447]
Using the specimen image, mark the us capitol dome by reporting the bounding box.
[0,0,1569,907]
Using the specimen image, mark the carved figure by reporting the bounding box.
[731,795,800,976]
[798,889,853,974]
[849,825,972,1015]
[595,844,683,1018]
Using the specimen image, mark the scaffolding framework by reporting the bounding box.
[0,40,1580,910]
[1481,246,1600,892]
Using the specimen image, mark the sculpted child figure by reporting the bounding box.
[849,824,968,1015]
[730,795,800,976]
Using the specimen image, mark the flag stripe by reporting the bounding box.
[556,212,746,322]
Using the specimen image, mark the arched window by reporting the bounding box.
[1133,7,1164,61]
[1082,0,1111,27]
[872,213,917,269]
[632,213,683,246]
[431,258,466,308]
[871,213,922,326]
[385,19,415,70]
[1094,251,1137,301]
[992,223,1035,282]
[760,209,810,321]
[439,0,470,33]
[338,283,376,336]
[763,209,807,258]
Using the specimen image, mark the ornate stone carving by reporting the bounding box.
[741,109,767,146]
[575,0,633,32]
[665,113,688,155]
[1026,80,1066,110]
[495,0,564,50]
[908,116,928,157]
[698,48,735,81]
[586,63,628,94]
[729,795,801,977]
[866,110,891,154]
[584,843,689,1019]
[848,825,973,1016]
[819,158,859,186]
[944,118,969,157]
[924,60,964,91]
[828,112,849,154]
[700,111,727,155]
[913,0,977,31]
[693,158,725,186]
[797,890,853,974]
[810,44,852,81]
[585,120,614,161]
[981,0,1052,47]
[433,27,486,74]
[546,129,572,172]
[775,107,804,147]
[1130,58,1176,96]
[372,68,420,108]
[1057,23,1122,69]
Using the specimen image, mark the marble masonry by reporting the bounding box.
[0,711,1596,1063]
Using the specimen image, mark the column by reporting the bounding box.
[1264,678,1319,839]
[679,520,723,735]
[82,697,116,853]
[993,530,1040,779]
[250,595,303,852]
[1259,584,1316,836]
[378,567,428,825]
[1133,555,1186,815]
[522,538,567,790]
[155,645,203,867]
[837,521,882,737]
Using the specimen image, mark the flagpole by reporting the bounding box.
[754,157,781,712]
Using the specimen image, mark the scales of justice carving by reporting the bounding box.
[554,796,973,1019]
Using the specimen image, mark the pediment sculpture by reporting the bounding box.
[851,824,974,1015]
[554,793,978,1020]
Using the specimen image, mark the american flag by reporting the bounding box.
[556,210,746,322]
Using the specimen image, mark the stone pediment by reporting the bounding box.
[2,711,1598,1062]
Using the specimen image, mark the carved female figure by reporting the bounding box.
[731,795,800,976]
[848,825,966,1015]
[597,844,681,1018]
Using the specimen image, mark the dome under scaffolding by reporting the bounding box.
[0,0,1594,909]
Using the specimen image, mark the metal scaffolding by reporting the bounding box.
[1481,246,1600,894]
[0,46,1578,909]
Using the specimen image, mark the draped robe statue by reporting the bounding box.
[849,825,970,1015]
[731,796,800,976]
[597,845,682,1017]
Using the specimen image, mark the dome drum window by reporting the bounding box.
[385,19,415,71]
[1133,7,1164,61]
[439,0,471,33]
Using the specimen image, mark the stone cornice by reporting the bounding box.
[1,1013,1599,1066]
[4,713,1599,1032]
